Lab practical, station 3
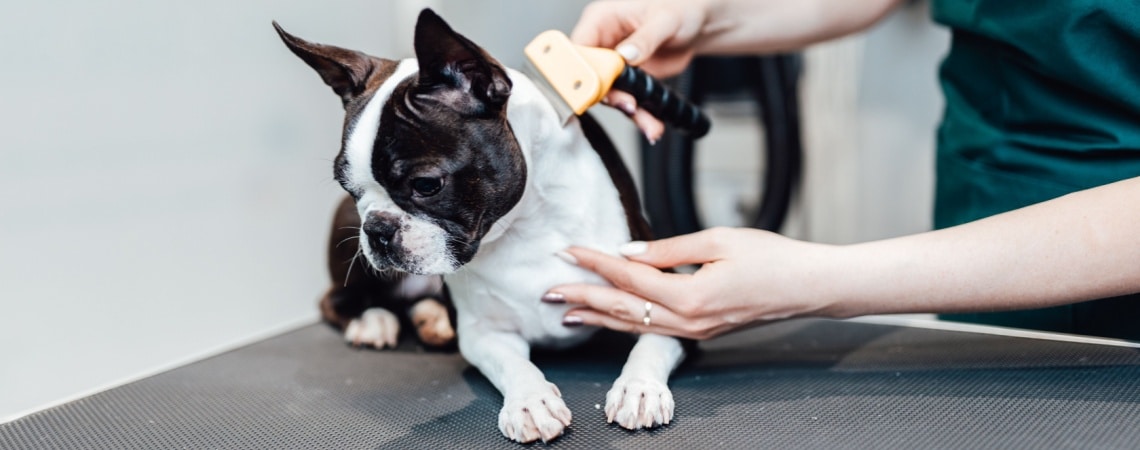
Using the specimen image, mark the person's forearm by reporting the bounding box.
[823,177,1140,317]
[695,0,906,54]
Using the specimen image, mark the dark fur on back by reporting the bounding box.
[578,113,653,242]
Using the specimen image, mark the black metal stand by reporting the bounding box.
[640,55,803,237]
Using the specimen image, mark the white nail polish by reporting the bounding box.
[618,241,648,256]
[554,250,578,265]
[616,44,640,63]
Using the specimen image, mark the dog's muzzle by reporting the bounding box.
[363,211,401,250]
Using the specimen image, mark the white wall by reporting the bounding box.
[0,0,411,421]
[800,3,949,243]
[0,0,946,421]
[851,3,949,241]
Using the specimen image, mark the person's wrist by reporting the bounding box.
[807,243,870,319]
[747,237,851,322]
[697,0,724,27]
[691,0,736,52]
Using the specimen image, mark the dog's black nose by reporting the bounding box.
[363,211,401,245]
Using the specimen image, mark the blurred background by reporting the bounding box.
[0,0,946,420]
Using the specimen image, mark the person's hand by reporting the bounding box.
[570,0,710,142]
[570,0,908,142]
[544,227,843,340]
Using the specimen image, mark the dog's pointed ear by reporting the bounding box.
[273,21,380,104]
[413,9,512,110]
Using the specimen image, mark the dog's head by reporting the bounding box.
[275,9,526,275]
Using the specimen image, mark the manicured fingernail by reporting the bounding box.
[562,316,584,327]
[618,241,648,256]
[644,131,658,146]
[542,292,565,303]
[555,250,578,265]
[616,44,640,63]
[617,101,636,116]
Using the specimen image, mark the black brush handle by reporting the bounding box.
[612,65,711,138]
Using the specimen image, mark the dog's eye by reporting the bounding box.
[411,177,443,197]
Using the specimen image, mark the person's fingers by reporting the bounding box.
[632,108,666,144]
[611,9,683,67]
[602,91,666,143]
[561,247,686,303]
[570,2,684,67]
[636,47,698,79]
[546,283,685,329]
[603,90,638,116]
[614,227,734,268]
[545,283,637,313]
[562,308,693,339]
[569,1,692,142]
[570,1,639,48]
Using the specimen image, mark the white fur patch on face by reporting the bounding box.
[343,59,458,275]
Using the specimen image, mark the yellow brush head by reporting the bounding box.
[523,30,626,117]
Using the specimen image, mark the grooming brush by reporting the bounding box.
[522,30,711,138]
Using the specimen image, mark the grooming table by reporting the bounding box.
[3,318,1139,449]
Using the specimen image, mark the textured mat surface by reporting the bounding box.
[3,319,1140,449]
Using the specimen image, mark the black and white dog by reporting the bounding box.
[275,9,686,443]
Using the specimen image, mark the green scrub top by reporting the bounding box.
[931,0,1140,340]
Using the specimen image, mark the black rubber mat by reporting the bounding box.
[3,319,1139,449]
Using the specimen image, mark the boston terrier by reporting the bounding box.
[275,9,687,443]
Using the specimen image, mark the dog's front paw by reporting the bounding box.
[344,307,399,349]
[410,298,455,347]
[605,376,674,430]
[498,382,572,443]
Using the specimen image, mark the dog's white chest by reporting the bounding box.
[447,251,601,347]
[445,187,629,346]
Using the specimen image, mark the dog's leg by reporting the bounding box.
[605,333,685,429]
[459,327,572,443]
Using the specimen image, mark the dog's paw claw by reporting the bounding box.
[605,376,674,430]
[498,382,571,443]
[343,308,399,349]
